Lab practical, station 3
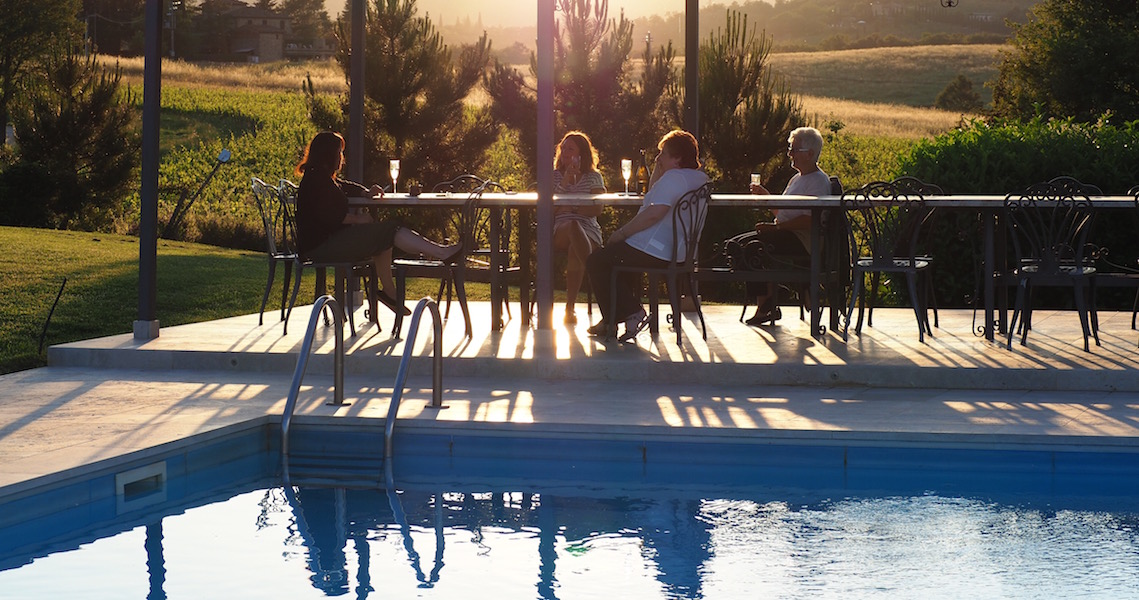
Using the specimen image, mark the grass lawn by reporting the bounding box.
[0,227,493,374]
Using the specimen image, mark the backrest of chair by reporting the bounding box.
[1004,181,1096,273]
[829,176,843,196]
[432,174,502,195]
[670,183,711,266]
[1048,175,1102,196]
[841,179,934,266]
[277,179,301,256]
[251,177,284,255]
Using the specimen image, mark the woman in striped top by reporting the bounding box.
[552,131,607,325]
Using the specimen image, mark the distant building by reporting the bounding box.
[227,3,288,62]
[204,0,334,63]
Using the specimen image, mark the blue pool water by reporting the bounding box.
[1,425,1139,599]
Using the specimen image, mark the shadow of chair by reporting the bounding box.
[251,177,296,326]
[278,179,380,336]
[1003,179,1099,351]
[610,182,711,345]
[842,178,938,342]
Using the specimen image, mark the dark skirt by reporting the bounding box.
[305,222,399,262]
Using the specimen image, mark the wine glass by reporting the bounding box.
[389,159,400,193]
[621,159,632,195]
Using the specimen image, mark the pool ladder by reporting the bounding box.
[280,295,446,460]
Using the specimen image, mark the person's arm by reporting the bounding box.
[609,204,669,245]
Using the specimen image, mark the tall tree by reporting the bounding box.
[690,11,805,192]
[279,0,330,46]
[484,0,679,183]
[991,0,1139,122]
[333,0,496,187]
[0,0,81,132]
[81,0,145,56]
[3,46,137,230]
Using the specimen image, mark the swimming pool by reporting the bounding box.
[2,423,1138,599]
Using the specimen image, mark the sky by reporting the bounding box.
[323,0,694,27]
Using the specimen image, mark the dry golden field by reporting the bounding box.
[110,44,995,139]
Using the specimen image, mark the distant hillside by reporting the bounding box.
[438,0,1035,59]
[769,44,1002,107]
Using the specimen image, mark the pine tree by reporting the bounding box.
[3,46,137,230]
[332,0,496,188]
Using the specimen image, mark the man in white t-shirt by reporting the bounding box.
[586,130,709,341]
[745,126,831,326]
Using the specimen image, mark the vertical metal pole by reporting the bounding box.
[347,0,365,183]
[135,0,162,340]
[535,0,556,335]
[684,0,699,138]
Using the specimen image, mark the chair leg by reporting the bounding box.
[280,261,293,323]
[259,258,277,326]
[1007,280,1028,349]
[844,270,864,341]
[905,272,926,343]
[335,267,355,336]
[868,272,881,328]
[392,265,407,339]
[667,274,683,346]
[284,262,305,336]
[647,274,660,339]
[453,267,473,339]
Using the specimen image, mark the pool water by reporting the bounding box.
[2,480,1138,599]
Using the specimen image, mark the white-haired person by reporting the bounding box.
[745,126,831,326]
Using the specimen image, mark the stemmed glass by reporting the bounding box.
[621,159,632,195]
[389,159,400,193]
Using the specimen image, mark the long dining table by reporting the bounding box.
[352,192,1138,342]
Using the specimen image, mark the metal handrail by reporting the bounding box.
[385,297,447,460]
[281,295,345,458]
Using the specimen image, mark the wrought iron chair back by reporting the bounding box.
[1002,178,1099,350]
[251,177,298,325]
[841,178,938,341]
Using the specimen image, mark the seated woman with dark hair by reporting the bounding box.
[295,131,461,315]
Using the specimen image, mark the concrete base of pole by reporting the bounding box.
[133,320,160,340]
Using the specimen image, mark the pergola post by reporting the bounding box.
[135,0,163,340]
[347,0,366,182]
[685,0,699,138]
[535,0,556,339]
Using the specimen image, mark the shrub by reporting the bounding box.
[895,116,1139,309]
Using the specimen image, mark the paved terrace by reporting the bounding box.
[2,301,1139,498]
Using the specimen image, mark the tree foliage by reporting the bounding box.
[332,0,497,188]
[279,0,330,46]
[484,0,679,184]
[2,46,138,230]
[935,74,982,113]
[0,0,81,131]
[991,0,1139,122]
[691,11,806,192]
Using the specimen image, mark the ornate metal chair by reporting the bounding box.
[251,177,296,326]
[1003,179,1099,351]
[609,182,711,345]
[842,178,937,342]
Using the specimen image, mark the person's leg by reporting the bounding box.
[587,242,664,326]
[374,247,396,294]
[393,227,459,259]
[561,222,597,316]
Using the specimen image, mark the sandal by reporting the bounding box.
[377,289,411,316]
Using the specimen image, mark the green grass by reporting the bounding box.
[0,226,494,374]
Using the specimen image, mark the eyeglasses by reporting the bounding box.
[788,147,811,153]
